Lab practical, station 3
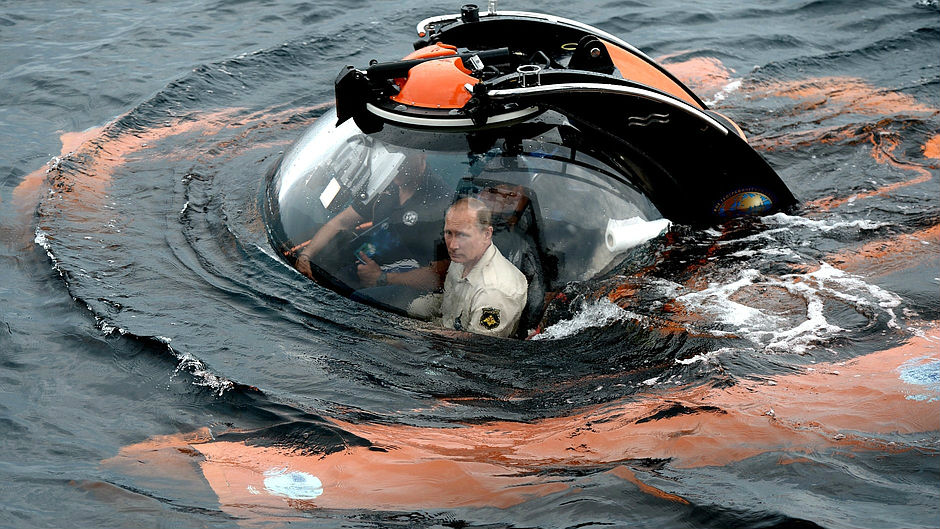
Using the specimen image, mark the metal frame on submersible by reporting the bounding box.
[333,2,797,225]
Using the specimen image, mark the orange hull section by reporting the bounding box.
[110,327,939,515]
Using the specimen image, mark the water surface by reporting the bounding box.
[1,1,938,527]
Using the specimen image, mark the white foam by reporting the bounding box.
[671,262,903,354]
[676,348,732,365]
[763,277,842,352]
[759,247,798,257]
[763,212,888,232]
[705,78,742,106]
[783,263,903,329]
[717,213,890,250]
[174,352,235,396]
[33,228,51,250]
[45,151,74,174]
[94,316,127,336]
[532,298,635,340]
[677,268,784,330]
[34,228,70,282]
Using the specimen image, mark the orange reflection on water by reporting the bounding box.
[828,223,940,277]
[924,134,940,160]
[11,126,105,207]
[656,55,735,101]
[32,109,246,224]
[809,130,936,211]
[753,76,935,118]
[739,76,937,212]
[34,104,327,216]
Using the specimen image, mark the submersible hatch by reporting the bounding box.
[263,3,797,337]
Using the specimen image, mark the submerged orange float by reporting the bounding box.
[108,325,939,514]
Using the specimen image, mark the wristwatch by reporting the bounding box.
[377,271,388,286]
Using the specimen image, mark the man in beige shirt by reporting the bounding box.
[409,197,527,338]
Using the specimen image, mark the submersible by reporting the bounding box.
[263,3,797,335]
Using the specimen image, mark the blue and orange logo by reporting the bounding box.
[714,190,773,218]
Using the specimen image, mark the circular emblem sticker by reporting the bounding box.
[402,210,418,226]
[714,190,773,218]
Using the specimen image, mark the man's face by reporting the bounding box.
[444,206,492,265]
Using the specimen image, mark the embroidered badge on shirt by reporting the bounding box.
[480,308,500,330]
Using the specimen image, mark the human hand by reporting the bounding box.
[296,253,314,279]
[356,253,382,286]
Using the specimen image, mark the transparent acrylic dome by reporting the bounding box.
[263,108,666,327]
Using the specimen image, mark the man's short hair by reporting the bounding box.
[448,197,492,231]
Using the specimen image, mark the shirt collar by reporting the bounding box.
[461,243,496,284]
